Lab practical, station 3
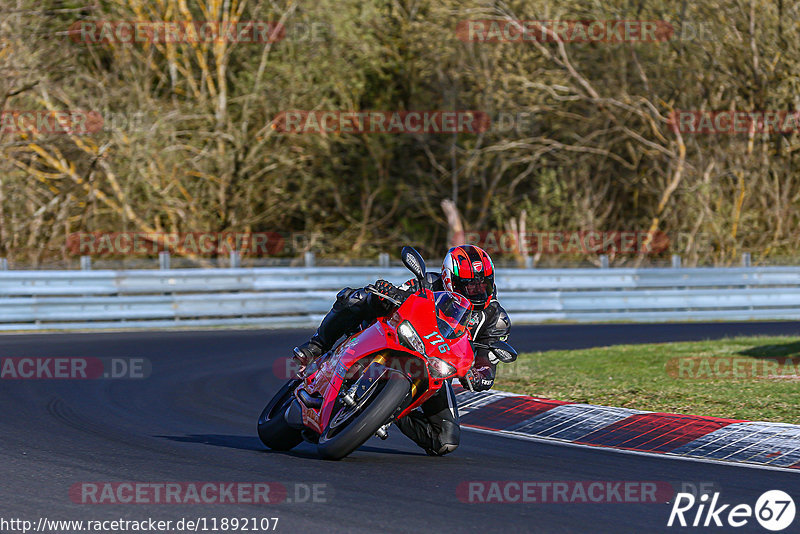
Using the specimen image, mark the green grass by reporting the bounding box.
[494,336,800,423]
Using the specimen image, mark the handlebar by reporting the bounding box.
[364,285,404,306]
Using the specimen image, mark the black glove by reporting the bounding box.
[460,367,494,392]
[405,278,421,293]
[373,279,411,305]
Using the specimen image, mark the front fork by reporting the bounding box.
[337,353,417,436]
[339,353,392,408]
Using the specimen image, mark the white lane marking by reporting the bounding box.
[765,443,800,466]
[722,425,793,461]
[672,423,750,456]
[512,403,646,439]
[461,424,800,474]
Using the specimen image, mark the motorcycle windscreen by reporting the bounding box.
[433,291,473,340]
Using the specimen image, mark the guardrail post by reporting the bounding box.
[524,256,534,269]
[159,251,170,270]
[742,252,751,267]
[0,258,8,270]
[599,255,609,269]
[304,251,315,267]
[379,252,390,268]
[229,250,241,269]
[80,255,92,270]
[671,254,682,268]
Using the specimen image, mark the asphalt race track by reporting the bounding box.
[1,323,799,533]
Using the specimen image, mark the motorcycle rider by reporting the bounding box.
[293,244,513,456]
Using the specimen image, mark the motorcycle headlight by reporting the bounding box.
[427,357,457,379]
[397,320,425,354]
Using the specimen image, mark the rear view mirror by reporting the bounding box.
[489,340,517,363]
[401,247,427,286]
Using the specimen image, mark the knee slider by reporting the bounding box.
[332,288,363,312]
[432,422,460,456]
[435,443,458,456]
[336,287,367,305]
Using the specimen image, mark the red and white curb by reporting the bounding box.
[454,388,800,470]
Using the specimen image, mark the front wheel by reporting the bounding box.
[257,378,303,451]
[317,370,411,460]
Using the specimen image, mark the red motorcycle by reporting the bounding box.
[257,247,477,460]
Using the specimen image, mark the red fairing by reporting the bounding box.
[300,324,393,433]
[296,288,475,433]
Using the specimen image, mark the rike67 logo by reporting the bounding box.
[668,490,795,531]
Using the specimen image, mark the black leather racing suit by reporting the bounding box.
[306,273,511,456]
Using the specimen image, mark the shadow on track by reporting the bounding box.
[156,433,423,458]
[738,340,800,359]
[156,433,264,451]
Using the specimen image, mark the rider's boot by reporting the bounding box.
[292,336,326,368]
[395,381,460,456]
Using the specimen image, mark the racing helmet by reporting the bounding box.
[441,244,495,310]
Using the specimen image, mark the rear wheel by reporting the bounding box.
[317,370,411,460]
[257,378,303,451]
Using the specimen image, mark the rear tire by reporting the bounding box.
[317,371,411,460]
[257,378,304,451]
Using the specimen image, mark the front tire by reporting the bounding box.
[258,378,303,451]
[317,371,411,460]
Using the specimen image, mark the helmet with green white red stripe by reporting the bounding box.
[441,244,495,310]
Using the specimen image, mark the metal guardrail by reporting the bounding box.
[0,266,800,330]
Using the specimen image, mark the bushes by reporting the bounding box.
[1,0,799,265]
